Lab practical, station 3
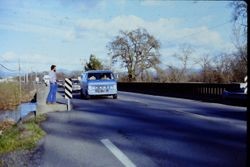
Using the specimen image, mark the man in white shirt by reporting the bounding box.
[46,65,58,104]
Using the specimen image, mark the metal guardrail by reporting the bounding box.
[117,82,243,104]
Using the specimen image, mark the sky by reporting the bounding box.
[0,0,237,76]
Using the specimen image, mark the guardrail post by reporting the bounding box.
[65,78,73,111]
[244,76,247,94]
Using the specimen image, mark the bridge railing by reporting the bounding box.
[117,82,242,102]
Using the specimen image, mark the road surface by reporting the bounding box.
[39,89,246,167]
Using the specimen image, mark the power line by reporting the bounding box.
[182,20,230,39]
[0,63,18,72]
[165,20,232,46]
[0,56,19,72]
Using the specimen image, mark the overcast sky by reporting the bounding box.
[0,0,236,74]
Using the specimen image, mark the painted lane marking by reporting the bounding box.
[101,139,136,167]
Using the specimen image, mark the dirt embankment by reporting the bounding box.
[0,82,37,111]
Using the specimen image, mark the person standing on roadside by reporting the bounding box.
[46,65,57,104]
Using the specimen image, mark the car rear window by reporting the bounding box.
[72,80,80,84]
[87,73,114,80]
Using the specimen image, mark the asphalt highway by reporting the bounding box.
[40,89,246,167]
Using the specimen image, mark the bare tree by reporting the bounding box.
[107,28,161,81]
[230,1,247,82]
[213,53,233,83]
[69,70,82,79]
[197,54,214,83]
[230,50,247,82]
[230,1,247,38]
[154,65,168,82]
[56,72,67,80]
[166,65,182,82]
[172,44,195,82]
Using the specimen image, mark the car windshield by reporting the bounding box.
[87,73,114,80]
[72,80,80,84]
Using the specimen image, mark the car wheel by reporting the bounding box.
[85,91,90,100]
[80,89,84,99]
[113,94,118,99]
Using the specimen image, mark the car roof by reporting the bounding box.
[84,70,113,74]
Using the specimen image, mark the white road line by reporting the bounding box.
[101,139,136,167]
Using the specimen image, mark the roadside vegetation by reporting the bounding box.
[0,114,47,155]
[0,82,36,111]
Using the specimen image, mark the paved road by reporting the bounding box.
[40,89,246,167]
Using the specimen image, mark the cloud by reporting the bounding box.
[0,3,233,54]
[140,0,168,6]
[75,15,181,40]
[162,26,224,49]
[73,15,233,52]
[61,14,236,72]
[0,2,235,72]
[58,0,107,13]
[0,22,67,38]
[0,50,86,72]
[1,51,48,64]
[62,30,77,42]
[0,5,75,39]
[1,51,53,71]
[1,51,17,61]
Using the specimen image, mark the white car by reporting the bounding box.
[57,80,64,87]
[43,75,50,86]
[72,79,81,92]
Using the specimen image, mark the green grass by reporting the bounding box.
[0,114,47,154]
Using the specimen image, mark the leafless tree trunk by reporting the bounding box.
[197,54,214,83]
[172,43,195,82]
[230,1,247,82]
[107,28,161,81]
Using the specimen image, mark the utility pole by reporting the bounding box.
[18,59,21,104]
[35,70,38,91]
[26,72,29,83]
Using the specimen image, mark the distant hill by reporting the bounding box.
[57,68,72,74]
[0,71,19,78]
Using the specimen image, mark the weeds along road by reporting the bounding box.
[39,88,246,167]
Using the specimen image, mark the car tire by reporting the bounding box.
[80,89,84,99]
[113,94,118,99]
[85,91,90,100]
